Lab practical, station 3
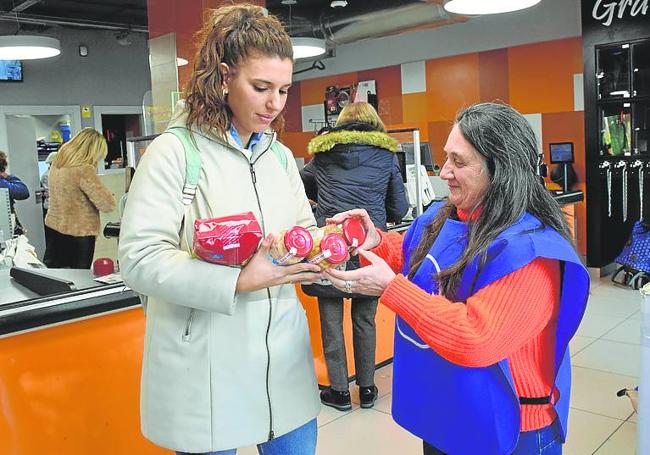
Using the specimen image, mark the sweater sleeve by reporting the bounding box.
[380,257,560,367]
[79,167,116,213]
[359,229,405,273]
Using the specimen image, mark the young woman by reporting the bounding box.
[44,128,115,268]
[119,4,321,455]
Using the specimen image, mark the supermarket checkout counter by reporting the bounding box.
[0,189,583,454]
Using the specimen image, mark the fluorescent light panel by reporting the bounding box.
[444,0,542,15]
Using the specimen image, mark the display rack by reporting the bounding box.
[0,188,11,243]
[586,33,650,266]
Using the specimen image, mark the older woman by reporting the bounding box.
[326,102,589,455]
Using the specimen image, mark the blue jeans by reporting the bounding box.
[176,418,317,455]
[423,419,562,454]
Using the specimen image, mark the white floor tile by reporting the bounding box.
[564,408,624,455]
[316,408,421,454]
[594,421,636,455]
[570,366,637,420]
[570,335,597,356]
[318,400,360,427]
[374,393,392,415]
[602,319,641,345]
[571,339,641,378]
[584,292,640,319]
[575,313,628,338]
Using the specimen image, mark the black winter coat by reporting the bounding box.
[300,126,409,231]
[299,124,409,299]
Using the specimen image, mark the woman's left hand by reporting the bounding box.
[324,249,396,297]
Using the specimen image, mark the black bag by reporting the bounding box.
[301,255,370,299]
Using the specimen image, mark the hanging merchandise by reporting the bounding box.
[615,160,628,221]
[632,160,644,220]
[600,161,612,217]
[603,112,632,156]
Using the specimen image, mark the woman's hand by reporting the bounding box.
[236,234,322,294]
[326,209,380,253]
[324,249,396,297]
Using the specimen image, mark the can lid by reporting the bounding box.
[320,233,348,264]
[342,217,366,248]
[284,226,314,257]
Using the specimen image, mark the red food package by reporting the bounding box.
[193,212,263,266]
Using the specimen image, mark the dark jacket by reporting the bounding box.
[300,124,409,231]
[0,174,29,211]
[299,123,409,299]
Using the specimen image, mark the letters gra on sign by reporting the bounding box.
[592,0,649,26]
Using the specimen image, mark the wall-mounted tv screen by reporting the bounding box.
[0,60,23,82]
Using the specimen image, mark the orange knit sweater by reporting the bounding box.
[375,215,561,431]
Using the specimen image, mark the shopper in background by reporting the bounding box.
[119,4,321,455]
[325,102,590,455]
[0,150,30,235]
[300,102,408,411]
[44,128,115,268]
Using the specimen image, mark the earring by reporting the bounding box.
[223,88,228,97]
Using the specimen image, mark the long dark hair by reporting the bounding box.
[408,102,572,298]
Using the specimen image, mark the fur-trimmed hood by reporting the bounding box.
[308,129,399,155]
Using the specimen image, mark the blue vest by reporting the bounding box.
[391,202,589,455]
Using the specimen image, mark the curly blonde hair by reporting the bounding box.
[184,4,293,137]
[52,128,107,168]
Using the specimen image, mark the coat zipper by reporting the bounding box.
[182,308,195,342]
[249,151,275,441]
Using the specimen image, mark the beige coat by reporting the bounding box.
[118,109,320,452]
[45,164,115,236]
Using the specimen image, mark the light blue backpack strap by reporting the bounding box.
[166,127,201,205]
[270,140,288,172]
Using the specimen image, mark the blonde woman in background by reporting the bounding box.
[44,128,115,268]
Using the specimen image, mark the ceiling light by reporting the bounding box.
[444,0,542,15]
[291,37,326,60]
[0,35,60,60]
[330,0,348,7]
[176,57,189,67]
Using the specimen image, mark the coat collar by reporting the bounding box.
[307,129,399,155]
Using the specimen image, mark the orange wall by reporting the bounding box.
[283,37,587,255]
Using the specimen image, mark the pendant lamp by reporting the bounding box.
[0,35,61,60]
[291,37,327,60]
[444,0,542,15]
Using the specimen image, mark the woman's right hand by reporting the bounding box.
[326,209,380,253]
[236,234,322,294]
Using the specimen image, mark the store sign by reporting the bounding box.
[592,0,648,27]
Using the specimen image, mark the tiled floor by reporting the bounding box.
[242,277,644,454]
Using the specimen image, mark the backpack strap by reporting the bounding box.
[166,127,201,205]
[270,140,288,172]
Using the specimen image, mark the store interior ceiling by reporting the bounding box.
[0,0,148,33]
[0,0,465,48]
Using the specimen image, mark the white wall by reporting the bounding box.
[0,26,150,106]
[295,0,581,80]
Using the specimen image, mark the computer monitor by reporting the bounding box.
[395,151,407,183]
[549,142,574,164]
[402,142,435,172]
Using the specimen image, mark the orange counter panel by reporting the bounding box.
[0,308,168,455]
[0,286,396,453]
